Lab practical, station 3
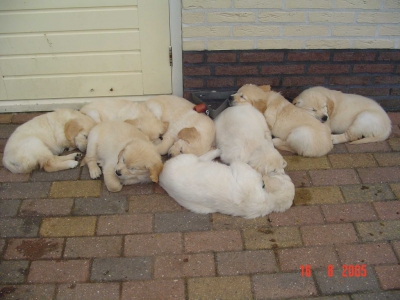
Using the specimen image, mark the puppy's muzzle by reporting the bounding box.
[321,115,328,123]
[115,170,122,177]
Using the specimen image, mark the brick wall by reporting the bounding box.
[183,49,400,111]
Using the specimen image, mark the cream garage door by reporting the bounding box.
[0,0,171,108]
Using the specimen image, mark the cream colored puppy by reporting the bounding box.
[293,86,392,144]
[82,121,163,192]
[214,105,287,175]
[231,84,333,157]
[3,109,95,173]
[80,99,168,143]
[145,95,215,156]
[159,149,294,219]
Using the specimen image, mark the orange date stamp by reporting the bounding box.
[300,264,367,277]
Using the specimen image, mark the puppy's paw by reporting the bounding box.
[67,160,79,169]
[106,181,123,193]
[89,166,102,179]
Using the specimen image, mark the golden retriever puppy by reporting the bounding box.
[214,105,287,176]
[145,95,216,156]
[159,149,294,219]
[293,86,392,144]
[3,109,96,173]
[231,84,333,157]
[80,99,168,143]
[82,121,163,192]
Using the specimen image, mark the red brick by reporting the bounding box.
[129,194,184,213]
[375,265,400,290]
[4,238,63,260]
[0,284,55,300]
[321,203,377,223]
[184,230,242,253]
[286,171,312,187]
[183,53,204,64]
[309,169,360,186]
[206,77,235,88]
[183,66,211,76]
[329,75,371,85]
[97,214,153,235]
[278,246,339,271]
[287,51,330,61]
[124,233,182,256]
[388,112,400,124]
[308,64,350,74]
[215,65,258,76]
[358,167,400,184]
[301,224,358,246]
[261,64,305,75]
[57,283,120,300]
[392,240,400,257]
[345,141,392,153]
[183,77,205,89]
[239,52,284,62]
[207,52,237,63]
[27,260,89,283]
[20,198,73,216]
[282,76,325,86]
[0,168,30,183]
[122,279,185,300]
[378,51,400,61]
[11,113,44,124]
[268,206,324,226]
[348,87,390,96]
[236,76,280,87]
[336,242,397,265]
[373,201,400,220]
[154,253,215,278]
[374,75,400,84]
[333,52,376,62]
[353,64,394,73]
[64,236,122,258]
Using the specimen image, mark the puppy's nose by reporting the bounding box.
[321,115,328,122]
[115,170,121,176]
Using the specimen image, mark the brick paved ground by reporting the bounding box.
[1,112,400,300]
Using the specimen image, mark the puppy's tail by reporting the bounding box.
[349,133,390,145]
[199,148,221,162]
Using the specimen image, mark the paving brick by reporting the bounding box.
[4,238,63,260]
[286,170,312,187]
[122,279,185,300]
[390,183,400,198]
[321,203,377,223]
[0,284,55,300]
[0,239,5,253]
[0,200,20,217]
[128,194,184,213]
[341,184,395,202]
[90,257,152,282]
[330,143,348,154]
[278,246,339,271]
[0,124,17,138]
[328,153,377,168]
[0,261,29,284]
[294,187,344,206]
[315,266,379,294]
[97,214,152,235]
[252,272,317,299]
[28,260,89,283]
[73,195,127,215]
[217,250,278,275]
[301,224,358,246]
[0,182,51,199]
[20,198,73,216]
[31,168,80,182]
[211,213,269,230]
[309,169,360,186]
[346,141,392,153]
[154,253,215,278]
[374,152,400,167]
[49,180,101,198]
[285,156,330,171]
[373,200,400,220]
[184,230,242,253]
[124,233,183,256]
[336,242,397,265]
[0,217,40,238]
[0,168,30,183]
[64,236,122,258]
[40,217,96,237]
[0,114,12,123]
[154,211,210,233]
[188,276,252,300]
[57,283,120,300]
[388,137,400,151]
[268,206,325,226]
[356,220,400,242]
[243,227,302,250]
[358,167,400,184]
[391,240,400,257]
[11,113,44,124]
[351,291,400,300]
[375,265,400,290]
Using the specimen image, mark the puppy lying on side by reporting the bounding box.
[231,84,333,157]
[3,109,95,173]
[145,95,215,157]
[80,99,168,143]
[82,121,163,192]
[159,149,294,219]
[293,86,392,144]
[214,104,287,175]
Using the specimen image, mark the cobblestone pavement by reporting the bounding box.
[0,112,400,300]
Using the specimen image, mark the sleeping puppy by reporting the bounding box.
[82,121,163,192]
[145,95,215,156]
[231,84,333,157]
[80,99,168,143]
[159,149,294,219]
[3,109,96,173]
[214,104,287,176]
[293,86,392,144]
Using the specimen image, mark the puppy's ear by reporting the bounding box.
[65,120,83,143]
[177,127,200,144]
[326,98,334,116]
[259,85,271,92]
[148,161,163,183]
[292,98,302,107]
[117,149,124,163]
[125,119,139,127]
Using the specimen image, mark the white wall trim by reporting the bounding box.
[170,0,183,97]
